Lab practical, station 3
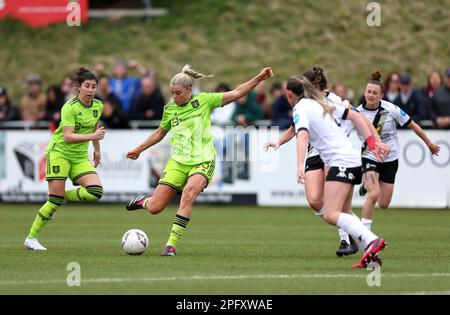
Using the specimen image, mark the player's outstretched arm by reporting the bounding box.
[127,126,168,160]
[263,125,296,151]
[221,67,273,106]
[408,121,440,155]
[346,110,383,162]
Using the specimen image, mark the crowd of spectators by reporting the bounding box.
[1,62,449,130]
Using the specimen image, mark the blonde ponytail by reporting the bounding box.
[170,64,213,88]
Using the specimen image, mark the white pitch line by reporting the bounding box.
[400,291,450,295]
[1,273,450,286]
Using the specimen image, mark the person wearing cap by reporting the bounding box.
[19,74,47,121]
[0,87,18,121]
[393,73,429,127]
[430,67,450,129]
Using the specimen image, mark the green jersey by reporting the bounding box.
[47,96,103,163]
[160,92,223,165]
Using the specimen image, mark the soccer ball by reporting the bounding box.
[121,229,149,255]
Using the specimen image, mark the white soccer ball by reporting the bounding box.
[121,229,149,255]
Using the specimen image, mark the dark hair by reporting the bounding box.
[286,76,304,97]
[427,70,443,89]
[286,75,334,116]
[72,67,98,87]
[367,70,384,92]
[383,71,400,91]
[215,82,231,92]
[46,85,65,106]
[303,65,327,91]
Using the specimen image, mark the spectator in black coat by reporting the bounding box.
[0,86,18,121]
[430,67,450,129]
[270,82,292,129]
[129,76,164,120]
[96,74,122,108]
[394,73,429,127]
[101,96,129,129]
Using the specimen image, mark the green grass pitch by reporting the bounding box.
[1,204,449,294]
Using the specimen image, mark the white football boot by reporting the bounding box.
[24,238,47,251]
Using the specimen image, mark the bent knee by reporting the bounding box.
[367,189,380,202]
[147,198,166,214]
[307,197,323,212]
[148,205,165,215]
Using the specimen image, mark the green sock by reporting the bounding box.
[166,214,190,248]
[28,195,64,239]
[64,185,103,202]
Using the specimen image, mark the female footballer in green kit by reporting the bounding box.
[24,68,106,250]
[126,64,273,256]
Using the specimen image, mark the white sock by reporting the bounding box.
[361,218,373,230]
[338,228,350,243]
[351,211,360,221]
[349,211,365,251]
[337,213,377,249]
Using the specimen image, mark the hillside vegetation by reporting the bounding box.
[0,0,449,101]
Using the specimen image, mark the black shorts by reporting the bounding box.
[361,158,398,184]
[305,155,325,173]
[326,166,362,185]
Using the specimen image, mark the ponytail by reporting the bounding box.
[301,76,335,116]
[170,64,213,88]
[367,70,384,92]
[302,65,327,91]
[286,75,334,117]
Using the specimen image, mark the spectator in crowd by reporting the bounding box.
[270,82,292,129]
[94,62,106,77]
[19,75,47,121]
[109,59,146,113]
[394,73,429,126]
[46,85,65,121]
[0,86,18,121]
[100,96,129,129]
[383,72,401,103]
[129,75,164,120]
[210,82,236,126]
[254,80,271,119]
[60,75,76,101]
[232,90,264,126]
[331,83,349,101]
[430,67,450,129]
[96,74,122,108]
[421,70,443,107]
